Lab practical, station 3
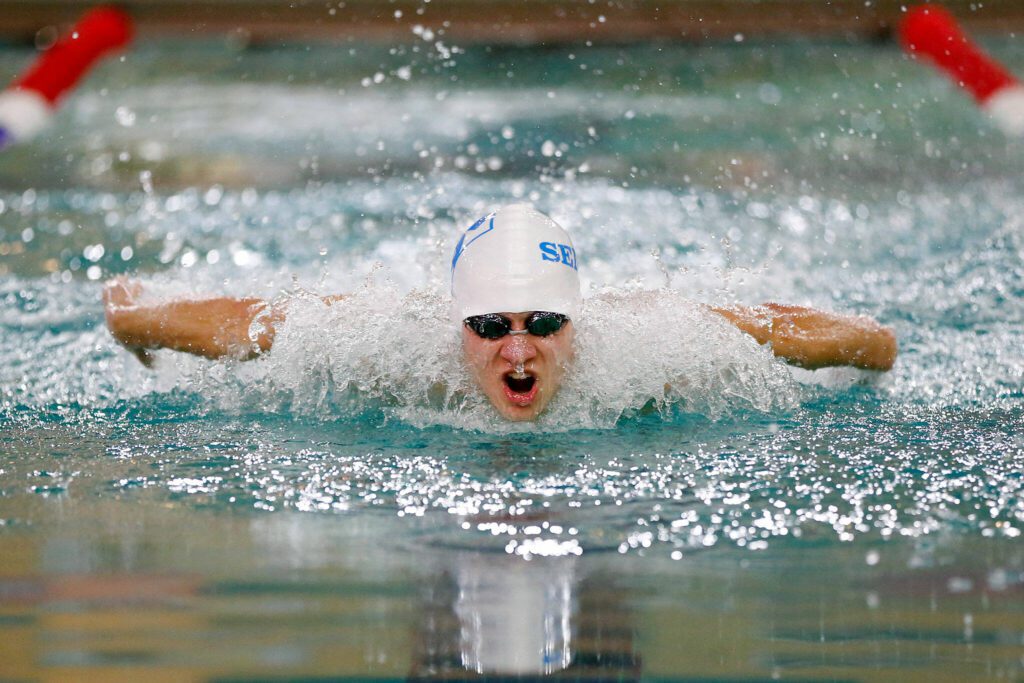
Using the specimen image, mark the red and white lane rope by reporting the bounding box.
[900,4,1024,136]
[0,6,133,150]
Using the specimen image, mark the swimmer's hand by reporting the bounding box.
[102,277,285,363]
[103,278,156,368]
[711,303,898,371]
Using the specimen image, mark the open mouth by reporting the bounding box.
[503,370,538,405]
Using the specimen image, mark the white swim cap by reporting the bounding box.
[450,204,582,322]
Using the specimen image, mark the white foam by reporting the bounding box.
[209,279,797,432]
[548,288,798,428]
[236,281,476,420]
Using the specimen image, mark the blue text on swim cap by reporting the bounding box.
[539,242,578,270]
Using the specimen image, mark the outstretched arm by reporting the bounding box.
[103,279,283,364]
[710,303,897,371]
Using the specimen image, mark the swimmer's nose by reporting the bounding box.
[500,334,536,366]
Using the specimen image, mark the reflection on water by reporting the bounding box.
[1,500,1022,680]
[414,554,642,680]
[451,556,576,676]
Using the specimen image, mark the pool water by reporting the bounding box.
[2,34,1024,680]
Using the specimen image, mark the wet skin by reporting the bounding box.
[460,312,575,421]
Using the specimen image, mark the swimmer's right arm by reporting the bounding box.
[103,279,344,365]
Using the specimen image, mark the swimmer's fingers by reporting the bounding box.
[130,346,156,369]
[113,332,157,369]
[102,278,156,368]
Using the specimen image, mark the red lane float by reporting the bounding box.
[0,6,133,150]
[900,4,1024,136]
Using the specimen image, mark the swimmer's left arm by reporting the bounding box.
[710,303,897,371]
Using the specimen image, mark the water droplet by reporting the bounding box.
[115,106,136,127]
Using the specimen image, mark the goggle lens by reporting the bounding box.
[526,312,568,336]
[464,312,569,339]
[475,315,512,339]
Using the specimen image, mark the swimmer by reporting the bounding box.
[103,204,897,422]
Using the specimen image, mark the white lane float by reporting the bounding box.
[900,3,1024,136]
[0,6,133,150]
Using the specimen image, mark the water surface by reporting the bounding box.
[1,35,1023,680]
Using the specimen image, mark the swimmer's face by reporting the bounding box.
[461,312,575,421]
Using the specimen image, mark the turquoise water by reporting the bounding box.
[2,36,1024,679]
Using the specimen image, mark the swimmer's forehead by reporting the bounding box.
[450,204,582,322]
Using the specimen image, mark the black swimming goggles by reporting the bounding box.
[463,311,570,340]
